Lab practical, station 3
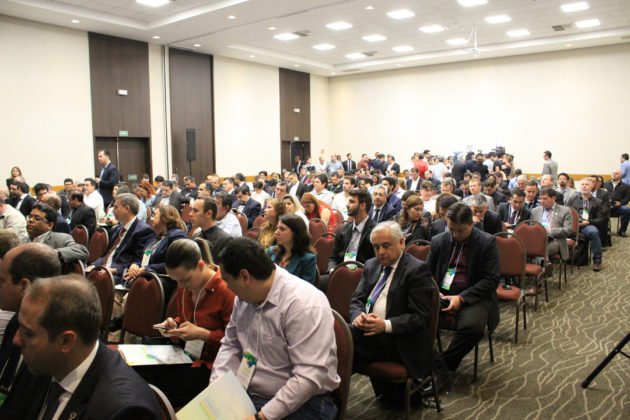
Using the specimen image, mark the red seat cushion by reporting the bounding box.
[525,263,543,275]
[567,239,576,247]
[549,254,562,261]
[497,286,522,301]
[359,362,408,380]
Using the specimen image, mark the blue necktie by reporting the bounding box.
[366,266,393,313]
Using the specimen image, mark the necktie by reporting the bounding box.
[102,227,126,264]
[509,210,516,224]
[41,381,65,420]
[373,208,381,222]
[367,266,393,313]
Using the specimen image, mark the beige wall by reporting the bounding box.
[329,43,630,175]
[148,43,168,178]
[310,74,332,162]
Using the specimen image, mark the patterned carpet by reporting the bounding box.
[346,235,630,419]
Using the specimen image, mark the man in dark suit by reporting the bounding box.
[483,176,507,206]
[431,194,460,237]
[385,155,401,175]
[350,221,434,404]
[7,181,34,217]
[96,149,119,208]
[605,169,630,236]
[469,195,503,235]
[406,167,422,192]
[3,275,161,420]
[191,197,232,264]
[368,185,397,223]
[40,193,71,234]
[453,180,471,199]
[426,203,500,377]
[152,180,185,214]
[181,176,199,199]
[343,153,356,173]
[381,177,402,214]
[497,188,531,229]
[233,186,261,228]
[452,154,467,183]
[67,190,96,235]
[92,193,156,282]
[288,172,308,199]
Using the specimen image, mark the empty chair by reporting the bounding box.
[87,226,109,264]
[121,271,165,342]
[404,239,431,261]
[71,224,89,246]
[86,266,115,341]
[326,261,364,322]
[313,232,336,275]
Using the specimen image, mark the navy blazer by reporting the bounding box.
[69,203,96,235]
[232,198,261,228]
[349,253,434,378]
[94,218,156,281]
[98,163,119,206]
[387,194,402,214]
[144,228,187,275]
[474,210,504,235]
[497,203,531,226]
[7,195,34,217]
[269,250,317,283]
[53,213,71,234]
[406,178,422,192]
[430,219,447,238]
[426,227,500,331]
[368,203,397,223]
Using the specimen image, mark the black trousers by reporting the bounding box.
[136,364,211,408]
[442,301,489,372]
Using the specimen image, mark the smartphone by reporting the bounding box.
[153,325,169,332]
[440,298,451,308]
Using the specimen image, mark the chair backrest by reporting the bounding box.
[86,266,115,340]
[313,232,336,274]
[181,203,192,224]
[146,206,152,223]
[326,261,364,322]
[332,219,350,235]
[122,271,165,338]
[569,207,579,235]
[62,261,86,277]
[331,309,353,420]
[246,227,260,240]
[149,384,177,420]
[332,209,345,226]
[253,215,265,228]
[513,220,548,259]
[309,218,328,240]
[428,278,440,346]
[494,232,527,277]
[71,224,89,246]
[87,227,109,264]
[235,212,248,236]
[404,239,431,261]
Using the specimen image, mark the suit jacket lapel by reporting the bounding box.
[385,255,406,315]
[114,219,136,258]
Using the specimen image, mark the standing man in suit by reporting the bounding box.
[7,181,34,217]
[541,150,558,185]
[452,153,467,183]
[426,202,500,380]
[368,185,397,223]
[385,155,401,176]
[152,180,184,215]
[96,149,119,208]
[497,188,531,229]
[91,193,156,282]
[232,186,261,228]
[344,153,356,173]
[531,188,573,264]
[349,221,434,404]
[406,167,422,192]
[67,190,96,236]
[26,203,88,264]
[5,275,161,420]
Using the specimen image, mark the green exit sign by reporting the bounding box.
[293,136,299,141]
[119,130,129,136]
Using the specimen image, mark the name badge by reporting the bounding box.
[236,350,257,390]
[582,209,589,221]
[184,339,204,360]
[442,268,456,290]
[344,252,357,262]
[141,249,152,266]
[541,221,551,230]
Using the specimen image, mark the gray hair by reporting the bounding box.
[115,193,139,215]
[441,177,454,187]
[370,221,403,243]
[372,184,387,195]
[517,174,528,182]
[457,152,466,162]
[469,194,489,208]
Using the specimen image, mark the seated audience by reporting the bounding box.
[463,179,495,211]
[83,178,105,219]
[468,194,503,235]
[232,185,262,228]
[39,193,70,234]
[369,185,397,223]
[214,192,242,238]
[211,238,340,420]
[419,180,437,215]
[301,192,334,230]
[267,214,317,283]
[258,198,285,248]
[483,176,507,206]
[349,221,434,405]
[67,189,96,235]
[524,180,540,210]
[566,179,605,271]
[0,197,28,243]
[399,195,431,245]
[381,177,403,214]
[431,193,460,237]
[531,188,573,271]
[5,166,24,189]
[555,172,577,203]
[138,181,156,207]
[190,196,232,264]
[604,169,630,236]
[282,194,309,227]
[311,174,334,206]
[252,180,271,205]
[497,187,531,229]
[6,180,34,217]
[152,180,184,215]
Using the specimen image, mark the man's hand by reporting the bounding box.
[242,412,266,420]
[124,264,144,281]
[441,295,462,313]
[168,321,210,341]
[95,177,100,183]
[362,314,386,336]
[154,317,179,337]
[614,201,621,208]
[352,312,369,330]
[579,220,589,227]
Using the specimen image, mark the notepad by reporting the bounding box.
[117,344,193,366]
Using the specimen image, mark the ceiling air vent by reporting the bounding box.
[552,24,573,31]
[363,51,378,57]
[342,68,361,72]
[295,30,310,37]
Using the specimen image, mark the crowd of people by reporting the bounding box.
[0,147,628,419]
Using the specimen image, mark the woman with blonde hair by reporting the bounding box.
[282,194,309,227]
[258,198,285,248]
[399,195,430,245]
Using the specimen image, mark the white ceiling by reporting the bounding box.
[2,0,630,76]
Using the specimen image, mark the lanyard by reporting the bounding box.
[449,241,465,271]
[182,277,211,325]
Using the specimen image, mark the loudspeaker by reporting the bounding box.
[186,129,196,161]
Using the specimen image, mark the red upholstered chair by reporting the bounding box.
[86,266,115,341]
[332,220,350,235]
[71,224,89,246]
[331,309,353,420]
[253,215,265,228]
[326,261,364,322]
[404,239,431,261]
[87,226,109,264]
[181,203,192,224]
[149,385,177,420]
[494,232,527,343]
[235,211,248,236]
[513,220,549,311]
[332,209,345,226]
[356,279,442,417]
[309,218,328,241]
[121,271,165,342]
[313,232,336,275]
[246,227,260,240]
[146,206,152,224]
[62,261,86,277]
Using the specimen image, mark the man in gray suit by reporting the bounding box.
[530,188,573,261]
[26,203,88,264]
[462,179,495,211]
[542,150,558,185]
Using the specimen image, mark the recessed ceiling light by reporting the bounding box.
[365,6,374,10]
[313,43,336,51]
[346,52,367,59]
[446,38,468,46]
[485,15,511,24]
[392,45,414,53]
[419,24,445,33]
[136,0,170,7]
[396,64,402,67]
[457,0,488,7]
[331,72,336,75]
[227,15,236,20]
[294,64,300,67]
[561,2,589,13]
[506,29,530,37]
[326,21,353,30]
[575,18,600,28]
[566,44,572,47]
[193,44,201,47]
[152,35,160,39]
[71,19,80,23]
[387,9,415,20]
[268,26,276,31]
[249,55,255,58]
[362,34,386,42]
[274,32,300,41]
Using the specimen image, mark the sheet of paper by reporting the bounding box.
[117,344,193,366]
[177,371,256,420]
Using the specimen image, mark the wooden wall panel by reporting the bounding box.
[88,33,150,137]
[169,48,214,182]
[279,68,310,171]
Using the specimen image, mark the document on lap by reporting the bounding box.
[117,344,193,366]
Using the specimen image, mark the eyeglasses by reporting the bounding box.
[27,214,46,222]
